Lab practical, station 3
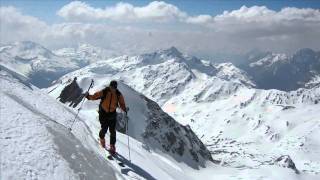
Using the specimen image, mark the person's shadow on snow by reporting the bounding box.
[114,153,156,180]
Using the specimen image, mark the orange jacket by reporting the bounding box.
[87,87,126,113]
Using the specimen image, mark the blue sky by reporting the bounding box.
[2,0,320,23]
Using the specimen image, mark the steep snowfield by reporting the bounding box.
[0,68,118,180]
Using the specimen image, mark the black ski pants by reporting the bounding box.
[99,109,117,145]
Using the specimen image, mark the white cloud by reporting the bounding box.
[57,2,320,26]
[0,6,48,42]
[1,3,320,58]
[57,1,187,22]
[213,5,320,23]
[185,15,212,24]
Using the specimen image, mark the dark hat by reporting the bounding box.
[110,80,118,88]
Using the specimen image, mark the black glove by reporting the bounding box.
[84,92,89,98]
[125,107,129,115]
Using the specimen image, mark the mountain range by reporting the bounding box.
[240,48,320,91]
[1,41,319,179]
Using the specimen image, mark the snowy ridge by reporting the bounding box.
[63,47,254,106]
[0,41,79,88]
[48,75,213,168]
[249,53,289,67]
[214,62,256,87]
[0,41,77,72]
[305,75,320,89]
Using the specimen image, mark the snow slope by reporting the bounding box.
[46,47,320,179]
[1,64,218,180]
[0,68,118,180]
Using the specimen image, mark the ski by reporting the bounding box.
[105,148,125,167]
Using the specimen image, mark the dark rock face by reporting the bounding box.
[240,48,320,91]
[58,78,85,108]
[275,155,299,174]
[142,96,214,168]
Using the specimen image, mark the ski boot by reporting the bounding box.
[100,138,106,148]
[109,144,116,155]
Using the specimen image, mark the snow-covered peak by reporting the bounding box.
[242,48,320,91]
[249,53,289,67]
[305,75,320,89]
[159,46,183,57]
[136,46,184,66]
[1,41,56,60]
[54,43,116,64]
[135,47,218,78]
[55,43,103,57]
[0,41,79,88]
[215,62,256,87]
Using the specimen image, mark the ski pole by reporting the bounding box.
[125,107,131,162]
[69,79,94,131]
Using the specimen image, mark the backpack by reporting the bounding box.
[99,87,121,111]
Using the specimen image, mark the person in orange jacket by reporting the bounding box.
[85,80,127,154]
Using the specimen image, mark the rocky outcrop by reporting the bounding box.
[57,77,84,108]
[275,155,299,174]
[142,96,215,168]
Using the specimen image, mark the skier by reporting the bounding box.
[85,80,127,154]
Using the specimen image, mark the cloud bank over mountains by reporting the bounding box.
[1,1,319,57]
